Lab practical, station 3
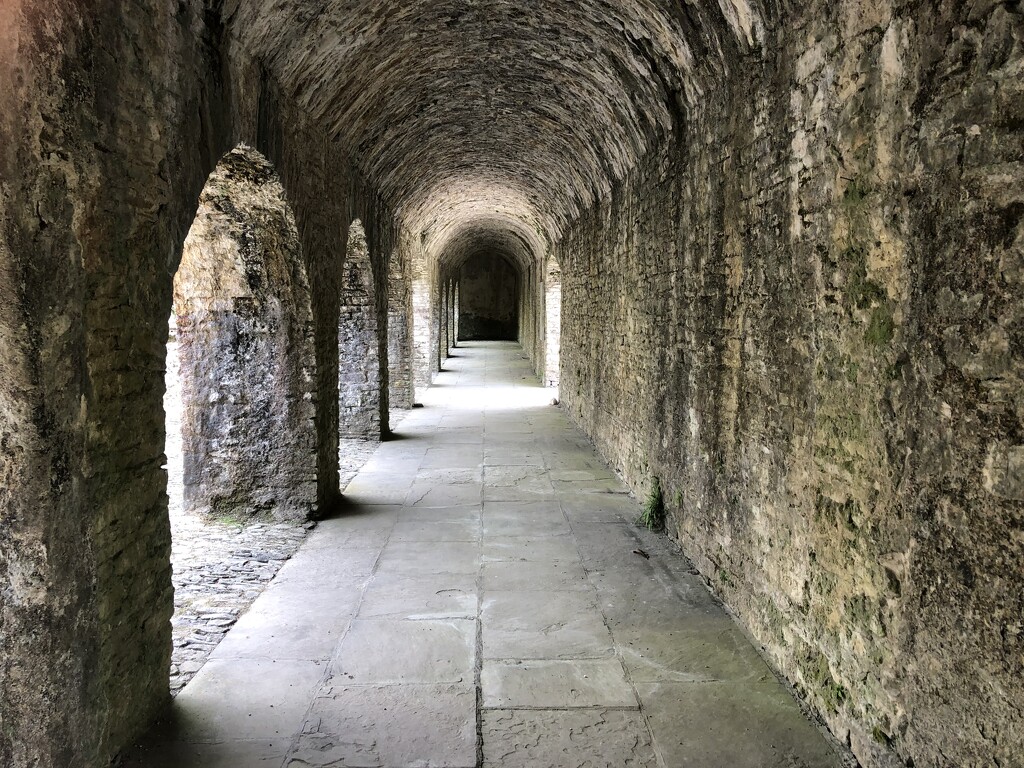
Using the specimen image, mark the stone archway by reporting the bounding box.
[172,145,317,522]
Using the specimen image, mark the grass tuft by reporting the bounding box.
[637,476,666,531]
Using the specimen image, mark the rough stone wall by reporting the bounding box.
[175,147,317,521]
[556,3,1024,767]
[459,252,518,340]
[338,220,381,439]
[522,251,561,388]
[0,0,230,763]
[445,280,453,354]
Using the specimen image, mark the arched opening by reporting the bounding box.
[337,218,385,480]
[417,218,552,389]
[456,251,519,341]
[165,144,317,691]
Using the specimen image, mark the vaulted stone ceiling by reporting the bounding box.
[226,0,767,258]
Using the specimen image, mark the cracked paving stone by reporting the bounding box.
[287,684,476,768]
[482,709,658,768]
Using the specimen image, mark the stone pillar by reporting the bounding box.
[338,220,381,439]
[544,254,561,387]
[441,277,450,358]
[387,240,414,409]
[454,281,460,344]
[435,269,445,371]
[446,278,455,353]
[411,245,433,396]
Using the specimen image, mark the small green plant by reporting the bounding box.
[822,679,849,714]
[841,177,870,208]
[805,652,848,714]
[843,246,886,310]
[637,476,666,531]
[865,304,895,346]
[845,360,860,383]
[871,726,893,747]
[212,512,246,527]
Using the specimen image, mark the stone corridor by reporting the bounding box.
[4,2,1022,764]
[125,343,843,767]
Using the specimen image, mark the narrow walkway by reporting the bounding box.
[126,342,844,768]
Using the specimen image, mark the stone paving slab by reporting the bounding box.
[421,447,485,469]
[333,619,476,685]
[481,709,658,768]
[124,739,291,767]
[416,466,485,484]
[483,499,564,516]
[591,571,723,627]
[482,559,591,591]
[483,451,546,466]
[544,453,610,471]
[397,503,482,523]
[299,524,392,551]
[573,523,652,566]
[637,681,844,768]
[481,591,614,659]
[484,465,551,487]
[482,533,581,562]
[345,485,413,506]
[483,478,556,501]
[558,493,636,522]
[290,684,477,768]
[482,658,638,708]
[273,543,381,582]
[590,557,725,605]
[169,658,326,741]
[482,512,572,538]
[617,616,776,683]
[377,540,481,575]
[390,518,481,541]
[552,478,626,494]
[125,341,846,768]
[209,582,360,662]
[407,481,484,507]
[358,572,478,620]
[310,505,401,532]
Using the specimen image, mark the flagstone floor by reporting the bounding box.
[124,341,845,768]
